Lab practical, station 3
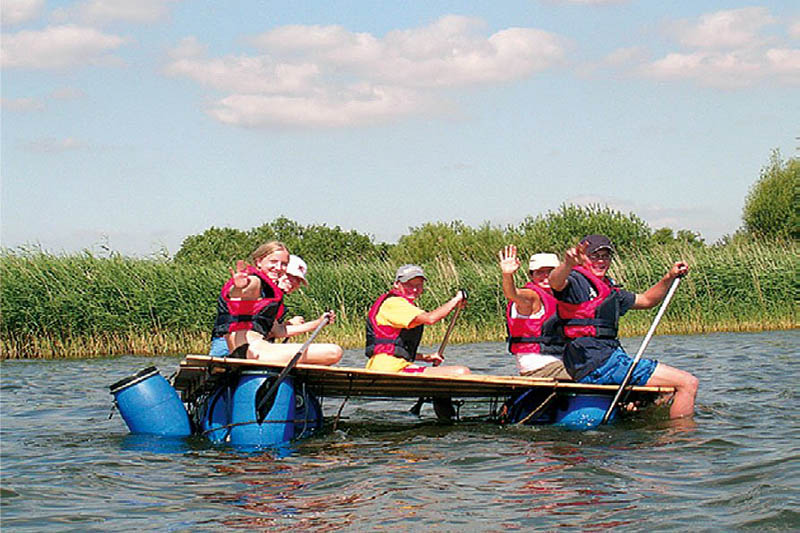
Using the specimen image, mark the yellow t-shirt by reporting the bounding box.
[366,296,424,372]
[375,296,422,329]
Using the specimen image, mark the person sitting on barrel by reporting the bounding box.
[548,234,698,419]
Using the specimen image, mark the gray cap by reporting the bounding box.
[395,264,426,283]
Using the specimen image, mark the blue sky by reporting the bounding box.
[2,1,798,256]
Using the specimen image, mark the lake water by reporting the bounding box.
[1,331,798,531]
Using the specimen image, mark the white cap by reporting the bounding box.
[286,255,308,285]
[528,253,560,271]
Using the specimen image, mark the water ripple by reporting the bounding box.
[1,333,799,531]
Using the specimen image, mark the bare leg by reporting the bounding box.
[645,363,698,419]
[245,336,343,366]
[421,365,471,377]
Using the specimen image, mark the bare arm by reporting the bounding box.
[549,242,588,291]
[227,260,262,299]
[633,261,689,309]
[408,291,465,328]
[271,312,335,339]
[499,245,539,315]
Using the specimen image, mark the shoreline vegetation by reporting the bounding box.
[1,238,797,360]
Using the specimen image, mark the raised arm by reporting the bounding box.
[499,245,538,315]
[227,260,262,299]
[549,242,588,291]
[633,261,689,309]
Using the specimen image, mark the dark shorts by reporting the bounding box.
[578,347,658,386]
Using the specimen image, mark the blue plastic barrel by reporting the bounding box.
[554,393,616,430]
[201,384,233,443]
[229,371,297,448]
[109,367,191,437]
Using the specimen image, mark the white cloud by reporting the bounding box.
[605,8,800,88]
[1,97,45,111]
[166,16,568,128]
[51,0,179,25]
[249,16,567,88]
[644,50,765,88]
[1,0,44,26]
[1,25,125,69]
[672,7,775,50]
[209,85,436,128]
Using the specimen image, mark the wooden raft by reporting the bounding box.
[173,355,675,405]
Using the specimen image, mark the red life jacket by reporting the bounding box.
[556,266,620,339]
[365,292,424,363]
[505,283,565,355]
[211,266,285,338]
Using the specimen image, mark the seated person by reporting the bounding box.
[211,244,342,366]
[499,245,570,379]
[549,234,698,419]
[365,264,470,376]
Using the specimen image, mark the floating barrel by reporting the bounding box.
[200,370,323,448]
[502,389,557,425]
[554,393,616,430]
[230,371,297,447]
[109,366,191,437]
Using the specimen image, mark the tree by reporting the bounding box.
[742,150,800,240]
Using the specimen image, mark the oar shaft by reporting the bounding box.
[436,305,461,363]
[601,276,682,424]
[410,291,465,415]
[255,314,331,415]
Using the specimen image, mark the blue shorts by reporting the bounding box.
[578,347,657,386]
[209,336,230,357]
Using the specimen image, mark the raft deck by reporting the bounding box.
[173,355,675,406]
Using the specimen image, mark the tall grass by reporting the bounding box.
[1,240,797,359]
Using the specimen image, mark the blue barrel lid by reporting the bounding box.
[109,366,160,394]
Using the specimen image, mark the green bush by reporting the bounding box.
[174,216,388,264]
[509,204,654,256]
[2,239,796,358]
[389,221,507,265]
[742,150,799,240]
[388,204,655,265]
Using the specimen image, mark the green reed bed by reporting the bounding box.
[1,240,797,359]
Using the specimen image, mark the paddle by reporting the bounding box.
[409,289,467,416]
[255,312,331,420]
[601,275,683,424]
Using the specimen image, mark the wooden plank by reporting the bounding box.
[175,355,675,402]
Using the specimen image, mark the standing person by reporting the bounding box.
[548,234,699,419]
[499,245,570,379]
[365,264,470,376]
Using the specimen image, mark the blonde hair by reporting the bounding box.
[250,241,289,263]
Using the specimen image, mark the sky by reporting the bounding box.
[2,1,798,257]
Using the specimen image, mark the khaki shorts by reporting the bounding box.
[521,360,572,380]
